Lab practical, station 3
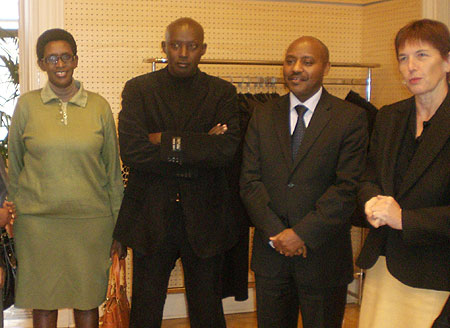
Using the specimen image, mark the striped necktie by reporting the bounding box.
[291,104,308,159]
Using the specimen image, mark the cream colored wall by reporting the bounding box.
[64,0,368,117]
[362,0,422,107]
[64,0,425,114]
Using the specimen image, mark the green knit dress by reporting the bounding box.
[8,82,123,310]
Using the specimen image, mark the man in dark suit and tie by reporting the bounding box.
[240,36,368,328]
[112,17,240,327]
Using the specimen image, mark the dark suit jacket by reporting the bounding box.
[240,89,368,288]
[356,92,450,291]
[113,67,240,258]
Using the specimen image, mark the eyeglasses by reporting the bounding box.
[43,54,75,65]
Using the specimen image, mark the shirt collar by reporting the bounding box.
[41,80,88,107]
[289,87,323,113]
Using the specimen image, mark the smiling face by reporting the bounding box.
[283,37,330,102]
[38,40,78,89]
[162,21,206,78]
[398,40,450,98]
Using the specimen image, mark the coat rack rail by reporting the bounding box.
[144,57,379,101]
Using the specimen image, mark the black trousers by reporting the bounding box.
[255,263,348,328]
[130,203,226,328]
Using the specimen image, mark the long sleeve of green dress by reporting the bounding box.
[8,81,123,221]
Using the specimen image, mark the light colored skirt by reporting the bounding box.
[359,256,449,328]
[14,215,114,310]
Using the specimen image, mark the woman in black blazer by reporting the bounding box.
[357,19,450,328]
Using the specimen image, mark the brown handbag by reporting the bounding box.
[99,254,130,328]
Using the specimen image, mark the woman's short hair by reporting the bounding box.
[36,28,77,60]
[395,19,450,60]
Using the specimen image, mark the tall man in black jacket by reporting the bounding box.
[112,17,240,327]
[240,36,368,328]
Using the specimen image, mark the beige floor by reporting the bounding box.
[162,304,360,328]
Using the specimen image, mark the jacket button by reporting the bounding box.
[287,183,295,188]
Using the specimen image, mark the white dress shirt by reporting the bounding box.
[289,87,323,134]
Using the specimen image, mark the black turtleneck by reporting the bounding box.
[393,96,445,196]
[165,68,201,116]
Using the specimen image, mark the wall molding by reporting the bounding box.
[18,0,64,93]
[422,0,450,26]
[251,0,392,6]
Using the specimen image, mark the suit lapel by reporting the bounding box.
[292,90,332,168]
[397,96,450,199]
[272,95,292,166]
[380,99,412,196]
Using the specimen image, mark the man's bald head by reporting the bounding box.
[165,17,204,44]
[287,36,330,64]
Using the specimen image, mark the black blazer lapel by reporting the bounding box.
[397,100,450,199]
[380,99,412,196]
[292,90,332,168]
[272,95,292,167]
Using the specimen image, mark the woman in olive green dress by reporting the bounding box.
[8,29,123,328]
